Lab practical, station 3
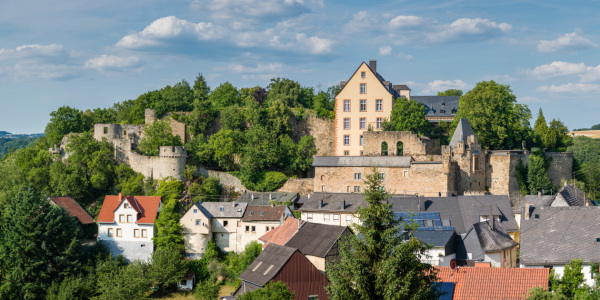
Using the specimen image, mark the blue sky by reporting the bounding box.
[1,0,599,133]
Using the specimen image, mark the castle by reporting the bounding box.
[93,109,187,181]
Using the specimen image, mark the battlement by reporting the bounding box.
[158,146,187,158]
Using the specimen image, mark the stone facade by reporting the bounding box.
[196,167,248,192]
[362,131,440,156]
[277,178,314,196]
[291,110,335,156]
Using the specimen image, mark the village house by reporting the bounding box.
[239,205,291,250]
[412,230,456,267]
[259,216,305,248]
[298,192,365,226]
[195,202,247,253]
[96,193,162,262]
[181,202,213,259]
[520,205,600,285]
[233,244,329,299]
[458,220,518,268]
[49,196,95,229]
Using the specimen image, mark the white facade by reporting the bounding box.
[523,264,595,286]
[484,247,518,268]
[181,205,212,258]
[300,211,361,227]
[421,248,456,267]
[212,217,245,253]
[240,220,282,249]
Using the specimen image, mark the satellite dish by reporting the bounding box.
[450,259,457,270]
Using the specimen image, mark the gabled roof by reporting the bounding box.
[520,206,600,265]
[412,96,460,118]
[412,230,455,248]
[556,184,589,206]
[436,266,550,300]
[200,202,247,218]
[470,220,518,253]
[285,222,348,258]
[449,118,475,148]
[236,192,298,206]
[238,244,297,286]
[259,217,305,247]
[50,196,95,225]
[243,205,286,221]
[299,192,368,213]
[97,194,161,224]
[516,195,555,213]
[337,61,395,98]
[312,156,412,168]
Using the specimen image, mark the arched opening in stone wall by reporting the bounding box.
[381,142,388,156]
[396,141,404,156]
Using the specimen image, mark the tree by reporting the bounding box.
[527,153,554,194]
[193,73,211,102]
[0,187,80,300]
[44,106,92,145]
[548,119,571,151]
[221,106,247,132]
[552,259,586,298]
[137,120,183,156]
[239,281,294,300]
[437,89,463,96]
[525,287,567,299]
[153,200,185,251]
[153,80,195,116]
[210,81,242,109]
[533,108,549,149]
[208,130,238,171]
[450,81,532,150]
[147,245,186,291]
[382,98,432,136]
[266,78,301,108]
[326,168,441,299]
[292,135,317,176]
[95,262,150,300]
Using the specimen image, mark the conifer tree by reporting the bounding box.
[533,108,549,149]
[326,168,440,299]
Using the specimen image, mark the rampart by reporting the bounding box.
[196,167,248,192]
[362,131,440,156]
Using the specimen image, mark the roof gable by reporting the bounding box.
[336,62,394,99]
[285,222,348,257]
[238,244,297,286]
[259,217,305,247]
[471,220,518,253]
[449,118,475,147]
[50,196,95,225]
[97,194,161,224]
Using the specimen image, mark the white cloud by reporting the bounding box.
[537,83,600,93]
[190,0,309,21]
[397,52,414,60]
[526,61,586,79]
[84,55,140,71]
[426,18,511,44]
[388,15,425,29]
[537,31,597,53]
[422,79,468,94]
[343,11,382,33]
[228,62,283,73]
[0,44,79,80]
[379,46,392,55]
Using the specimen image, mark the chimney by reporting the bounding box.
[318,200,323,209]
[475,262,491,268]
[298,218,302,229]
[341,200,345,211]
[489,204,494,231]
[118,193,122,200]
[538,191,542,197]
[369,60,377,73]
[308,194,311,199]
[251,193,254,200]
[524,202,530,220]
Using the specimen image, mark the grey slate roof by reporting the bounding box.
[449,118,475,148]
[471,220,518,253]
[516,195,555,213]
[284,223,348,258]
[312,156,412,168]
[236,192,298,206]
[200,202,247,218]
[299,192,368,213]
[556,184,589,206]
[413,230,456,254]
[520,207,600,265]
[412,96,460,118]
[238,244,297,286]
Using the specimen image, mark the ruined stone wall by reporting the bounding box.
[291,111,335,156]
[362,131,440,156]
[314,162,453,197]
[196,167,248,192]
[546,153,573,187]
[277,178,313,196]
[486,152,514,199]
[127,146,187,181]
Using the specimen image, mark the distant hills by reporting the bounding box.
[0,131,44,139]
[0,132,44,158]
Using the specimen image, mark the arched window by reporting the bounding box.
[396,141,404,156]
[381,142,388,156]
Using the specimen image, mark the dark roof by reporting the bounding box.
[50,196,95,225]
[412,96,460,118]
[299,192,368,213]
[520,206,600,265]
[312,156,412,168]
[238,244,297,286]
[556,184,589,206]
[201,202,247,218]
[516,195,555,212]
[471,220,518,253]
[412,230,455,248]
[457,195,518,233]
[242,205,286,221]
[392,84,411,91]
[285,223,348,258]
[236,192,298,206]
[449,118,475,147]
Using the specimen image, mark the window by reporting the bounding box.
[378,173,386,180]
[360,99,366,111]
[347,186,351,192]
[134,229,140,237]
[321,175,324,181]
[119,215,124,222]
[116,228,122,237]
[141,229,147,238]
[376,117,382,129]
[354,186,361,192]
[107,228,113,237]
[321,185,325,192]
[309,295,318,300]
[344,135,350,145]
[343,100,350,112]
[195,220,201,226]
[103,127,108,134]
[360,150,364,156]
[266,226,270,231]
[361,71,365,78]
[360,135,364,145]
[333,214,340,222]
[324,214,330,221]
[354,173,362,180]
[376,99,382,111]
[251,226,256,233]
[346,215,352,223]
[245,226,250,232]
[360,118,366,129]
[124,202,130,209]
[223,221,228,227]
[219,206,224,212]
[344,118,350,129]
[403,170,408,178]
[180,280,187,286]
[307,213,313,220]
[127,215,132,223]
[360,83,366,94]
[344,150,349,156]
[193,209,198,213]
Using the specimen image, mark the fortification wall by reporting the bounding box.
[196,167,248,192]
[277,178,313,196]
[546,152,573,187]
[362,131,440,156]
[290,111,335,156]
[127,146,187,181]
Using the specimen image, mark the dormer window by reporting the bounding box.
[260,212,264,215]
[219,206,224,212]
[250,211,254,216]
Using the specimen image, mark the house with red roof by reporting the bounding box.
[97,193,162,262]
[50,196,95,226]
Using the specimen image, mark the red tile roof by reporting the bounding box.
[50,196,95,225]
[435,266,550,300]
[97,194,161,224]
[259,217,305,248]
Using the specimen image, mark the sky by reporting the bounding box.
[1,0,599,134]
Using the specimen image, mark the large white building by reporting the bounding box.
[97,193,162,262]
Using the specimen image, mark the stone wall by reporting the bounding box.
[196,167,249,192]
[291,111,335,156]
[546,153,573,187]
[362,131,440,156]
[277,178,313,196]
[127,146,187,181]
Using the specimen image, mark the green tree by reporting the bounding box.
[153,200,185,251]
[527,153,554,194]
[95,262,150,300]
[221,106,247,132]
[137,120,183,156]
[0,187,80,300]
[548,119,571,151]
[266,78,301,108]
[194,280,220,300]
[326,168,440,299]
[437,89,463,96]
[147,245,186,291]
[533,108,549,149]
[525,287,567,299]
[551,259,586,298]
[210,82,242,109]
[292,135,317,176]
[45,106,92,145]
[450,81,532,150]
[153,80,195,116]
[208,130,238,171]
[382,98,432,136]
[193,73,211,102]
[239,281,294,300]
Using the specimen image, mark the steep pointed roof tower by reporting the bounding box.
[449,118,475,148]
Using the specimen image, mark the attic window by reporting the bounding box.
[236,208,242,212]
[219,206,224,212]
[451,108,457,114]
[124,203,131,209]
[193,209,198,213]
[361,71,366,78]
[250,211,254,215]
[260,212,264,215]
[534,214,540,220]
[596,238,600,243]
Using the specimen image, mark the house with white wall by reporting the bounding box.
[299,193,365,227]
[413,230,456,267]
[97,193,162,262]
[181,202,213,259]
[200,202,248,253]
[240,205,290,250]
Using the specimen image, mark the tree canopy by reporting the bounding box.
[137,119,183,156]
[437,89,463,96]
[382,98,432,136]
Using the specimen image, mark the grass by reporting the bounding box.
[147,284,237,299]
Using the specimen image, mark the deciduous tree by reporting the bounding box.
[382,98,432,136]
[137,120,183,156]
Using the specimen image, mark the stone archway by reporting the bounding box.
[396,141,404,156]
[381,141,388,156]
